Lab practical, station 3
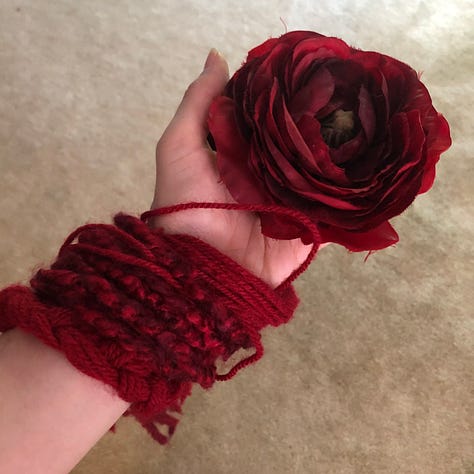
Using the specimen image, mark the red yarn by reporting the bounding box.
[0,202,320,444]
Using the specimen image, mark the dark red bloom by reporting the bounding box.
[208,31,451,250]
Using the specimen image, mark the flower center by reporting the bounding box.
[319,110,356,148]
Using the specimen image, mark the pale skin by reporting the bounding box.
[0,49,317,473]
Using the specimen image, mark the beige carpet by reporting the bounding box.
[0,1,473,473]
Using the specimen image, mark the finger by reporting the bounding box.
[159,49,230,152]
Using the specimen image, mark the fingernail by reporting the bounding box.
[204,48,221,70]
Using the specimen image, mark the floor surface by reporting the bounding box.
[0,1,473,473]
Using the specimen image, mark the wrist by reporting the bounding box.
[0,328,129,473]
[148,210,261,280]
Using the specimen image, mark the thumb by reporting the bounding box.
[160,49,230,151]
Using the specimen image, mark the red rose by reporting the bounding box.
[208,31,451,251]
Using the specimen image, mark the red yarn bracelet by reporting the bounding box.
[0,202,320,444]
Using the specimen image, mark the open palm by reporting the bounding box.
[150,50,315,288]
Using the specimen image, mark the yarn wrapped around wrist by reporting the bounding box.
[0,202,319,444]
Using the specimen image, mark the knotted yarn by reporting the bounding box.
[0,202,320,444]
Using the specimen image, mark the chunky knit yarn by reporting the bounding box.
[0,202,320,444]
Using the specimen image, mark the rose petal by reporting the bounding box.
[296,111,426,231]
[351,111,426,227]
[248,43,289,100]
[358,85,376,143]
[266,80,331,180]
[330,130,366,165]
[247,37,279,61]
[259,211,314,244]
[318,220,399,251]
[322,60,366,111]
[418,113,451,194]
[209,96,270,204]
[362,68,389,142]
[266,87,367,199]
[344,142,386,182]
[381,60,412,114]
[262,128,361,210]
[274,84,324,169]
[295,114,350,185]
[260,82,358,209]
[292,36,350,66]
[289,66,335,122]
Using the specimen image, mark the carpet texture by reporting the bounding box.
[0,1,472,473]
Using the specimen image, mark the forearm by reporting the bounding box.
[0,328,130,474]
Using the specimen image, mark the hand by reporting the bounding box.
[150,49,314,288]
